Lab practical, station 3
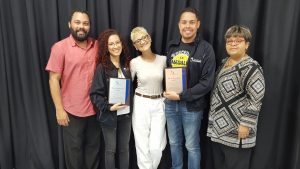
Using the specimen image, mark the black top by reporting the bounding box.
[90,63,133,128]
[166,33,216,111]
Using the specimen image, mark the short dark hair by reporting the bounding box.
[69,10,91,23]
[179,7,200,21]
[225,25,252,42]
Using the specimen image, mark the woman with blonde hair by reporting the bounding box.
[130,27,167,169]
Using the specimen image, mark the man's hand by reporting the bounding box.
[49,72,70,126]
[110,103,127,111]
[56,109,70,126]
[163,91,180,101]
[238,125,250,139]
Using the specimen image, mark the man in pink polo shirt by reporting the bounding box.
[46,10,100,169]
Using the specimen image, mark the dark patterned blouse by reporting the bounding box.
[207,56,265,148]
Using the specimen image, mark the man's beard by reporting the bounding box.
[70,28,89,42]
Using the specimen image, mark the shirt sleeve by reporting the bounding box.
[130,59,136,82]
[90,64,111,114]
[162,55,167,68]
[45,43,65,74]
[179,44,216,101]
[240,65,265,129]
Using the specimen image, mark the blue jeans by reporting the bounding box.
[165,100,203,169]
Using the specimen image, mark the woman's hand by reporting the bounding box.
[238,125,250,139]
[110,103,127,111]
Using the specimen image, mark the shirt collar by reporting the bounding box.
[69,34,94,49]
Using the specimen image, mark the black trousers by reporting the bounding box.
[211,141,252,169]
[62,113,101,169]
[102,114,131,169]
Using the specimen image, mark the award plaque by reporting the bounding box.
[108,78,130,105]
[165,68,187,93]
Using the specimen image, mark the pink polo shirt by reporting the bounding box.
[46,35,98,117]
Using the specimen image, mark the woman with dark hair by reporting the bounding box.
[90,29,132,169]
[207,25,265,169]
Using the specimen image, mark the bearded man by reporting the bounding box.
[46,10,101,169]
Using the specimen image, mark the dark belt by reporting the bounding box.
[135,92,163,99]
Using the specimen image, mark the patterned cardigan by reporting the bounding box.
[207,56,265,148]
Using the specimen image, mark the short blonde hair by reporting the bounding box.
[130,27,149,42]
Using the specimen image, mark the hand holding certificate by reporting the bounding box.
[109,78,130,105]
[165,68,187,93]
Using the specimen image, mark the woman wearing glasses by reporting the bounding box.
[90,29,132,169]
[130,27,167,169]
[207,25,265,169]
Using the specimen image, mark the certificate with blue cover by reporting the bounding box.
[165,67,187,93]
[108,78,130,105]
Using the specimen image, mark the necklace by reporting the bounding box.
[224,59,234,68]
[141,53,156,62]
[224,55,248,69]
[111,61,120,69]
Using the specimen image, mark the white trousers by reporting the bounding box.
[132,95,167,169]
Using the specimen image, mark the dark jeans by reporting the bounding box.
[62,113,101,169]
[102,114,131,169]
[211,141,252,169]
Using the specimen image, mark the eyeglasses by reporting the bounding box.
[226,39,245,45]
[133,35,149,44]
